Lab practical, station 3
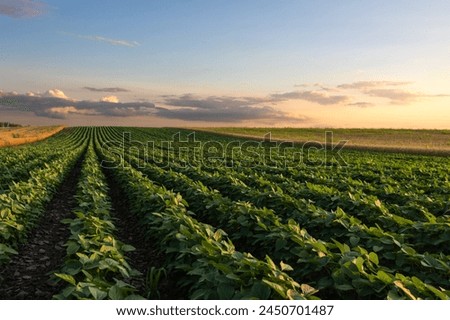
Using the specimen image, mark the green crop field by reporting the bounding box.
[0,127,449,300]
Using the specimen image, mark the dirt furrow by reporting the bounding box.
[101,164,186,299]
[0,156,84,299]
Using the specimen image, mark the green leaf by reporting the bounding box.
[66,241,80,255]
[275,238,287,251]
[124,294,146,300]
[280,261,293,272]
[121,244,136,252]
[312,241,328,254]
[225,273,241,281]
[250,282,271,299]
[353,257,364,272]
[213,230,223,241]
[287,289,306,300]
[108,285,128,300]
[423,283,448,300]
[55,273,76,286]
[63,259,82,275]
[211,262,233,275]
[262,279,286,298]
[114,279,134,288]
[58,286,76,299]
[368,252,379,265]
[387,289,405,300]
[377,270,393,284]
[0,244,18,255]
[190,288,210,300]
[401,245,417,256]
[88,286,108,300]
[372,245,383,252]
[349,236,360,247]
[217,284,235,299]
[265,256,277,270]
[335,284,354,291]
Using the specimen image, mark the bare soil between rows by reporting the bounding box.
[101,165,187,299]
[0,150,187,299]
[0,156,83,299]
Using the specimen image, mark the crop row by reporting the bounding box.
[95,129,315,300]
[117,133,450,284]
[55,143,140,300]
[1,127,448,300]
[0,127,88,191]
[125,151,450,299]
[98,128,449,299]
[0,129,89,265]
[123,127,449,252]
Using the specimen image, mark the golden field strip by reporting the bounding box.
[2,126,450,155]
[0,126,64,147]
[193,128,450,155]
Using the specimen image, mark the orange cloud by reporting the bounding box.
[100,95,120,103]
[44,89,70,100]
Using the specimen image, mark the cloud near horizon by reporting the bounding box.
[364,89,424,104]
[100,95,120,103]
[0,89,156,119]
[43,89,70,100]
[2,80,448,123]
[0,0,47,18]
[160,94,305,122]
[336,81,448,104]
[83,87,130,93]
[346,102,375,108]
[35,106,98,119]
[271,90,350,105]
[0,89,306,123]
[337,81,412,90]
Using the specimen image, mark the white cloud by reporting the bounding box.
[0,89,157,119]
[43,89,70,100]
[100,95,120,103]
[37,106,99,119]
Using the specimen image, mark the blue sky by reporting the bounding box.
[1,0,449,127]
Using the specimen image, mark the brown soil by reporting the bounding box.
[101,165,187,300]
[0,148,186,300]
[0,156,83,299]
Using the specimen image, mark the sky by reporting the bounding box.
[0,0,449,128]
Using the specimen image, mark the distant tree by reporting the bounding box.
[0,122,22,128]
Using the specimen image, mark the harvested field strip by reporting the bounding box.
[0,126,64,147]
